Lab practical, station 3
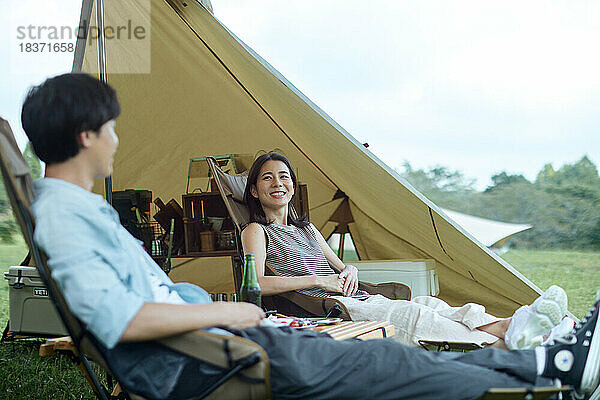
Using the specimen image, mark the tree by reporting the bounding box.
[485,172,530,193]
[536,156,600,186]
[398,161,476,194]
[0,142,40,243]
[399,156,600,250]
[23,142,41,180]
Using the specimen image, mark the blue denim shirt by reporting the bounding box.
[32,178,228,349]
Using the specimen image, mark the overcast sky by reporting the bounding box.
[1,0,599,189]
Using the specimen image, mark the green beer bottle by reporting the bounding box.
[240,254,261,307]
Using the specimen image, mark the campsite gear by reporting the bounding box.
[217,230,236,250]
[241,254,262,307]
[182,192,229,254]
[153,197,185,256]
[208,216,226,231]
[0,118,270,400]
[78,0,546,317]
[112,189,151,226]
[200,231,216,251]
[353,259,440,297]
[4,266,68,336]
[160,219,175,273]
[206,156,411,319]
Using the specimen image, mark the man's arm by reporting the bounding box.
[120,302,265,342]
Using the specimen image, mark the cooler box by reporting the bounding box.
[4,266,68,336]
[354,259,439,297]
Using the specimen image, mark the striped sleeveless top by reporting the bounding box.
[261,223,367,298]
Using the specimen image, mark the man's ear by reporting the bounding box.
[250,184,258,198]
[78,130,95,149]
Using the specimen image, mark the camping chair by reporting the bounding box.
[207,156,412,319]
[0,118,270,400]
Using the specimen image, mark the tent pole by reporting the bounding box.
[96,0,112,204]
[337,232,345,261]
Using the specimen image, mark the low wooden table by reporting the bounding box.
[313,320,394,340]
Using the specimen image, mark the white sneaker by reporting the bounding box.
[506,285,568,350]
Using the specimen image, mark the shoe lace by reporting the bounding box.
[546,304,597,346]
[551,334,578,346]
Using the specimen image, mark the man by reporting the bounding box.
[22,73,600,400]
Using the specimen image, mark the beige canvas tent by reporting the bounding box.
[74,0,542,316]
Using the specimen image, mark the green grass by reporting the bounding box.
[502,249,600,319]
[0,237,104,399]
[0,237,29,326]
[0,238,598,399]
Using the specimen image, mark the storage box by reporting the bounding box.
[4,266,67,336]
[354,260,439,297]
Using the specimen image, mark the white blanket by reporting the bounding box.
[335,294,501,346]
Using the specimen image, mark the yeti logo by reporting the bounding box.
[33,288,48,297]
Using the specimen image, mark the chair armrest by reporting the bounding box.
[159,330,271,399]
[358,281,411,300]
[159,330,267,373]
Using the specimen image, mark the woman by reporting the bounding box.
[241,152,569,348]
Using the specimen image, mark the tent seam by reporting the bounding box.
[428,207,454,261]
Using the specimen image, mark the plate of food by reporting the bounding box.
[266,316,319,329]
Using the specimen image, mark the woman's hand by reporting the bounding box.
[339,265,359,296]
[316,274,344,293]
[217,302,265,330]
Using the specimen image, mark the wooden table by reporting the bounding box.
[313,320,394,341]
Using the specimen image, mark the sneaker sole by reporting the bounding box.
[514,287,568,348]
[581,299,600,394]
[535,285,568,325]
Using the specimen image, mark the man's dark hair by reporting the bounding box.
[21,73,121,164]
[243,152,309,228]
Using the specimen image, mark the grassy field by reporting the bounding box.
[0,238,106,399]
[503,249,599,319]
[0,238,598,399]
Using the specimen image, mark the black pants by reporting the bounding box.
[237,327,553,400]
[111,326,553,400]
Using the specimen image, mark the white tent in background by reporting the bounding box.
[330,209,532,255]
[441,209,532,248]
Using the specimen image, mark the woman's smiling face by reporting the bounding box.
[251,160,295,210]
